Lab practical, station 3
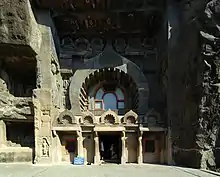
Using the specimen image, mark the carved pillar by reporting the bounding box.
[167,127,173,165]
[94,131,100,164]
[33,89,53,164]
[77,131,83,157]
[138,131,143,164]
[0,120,6,148]
[121,131,126,164]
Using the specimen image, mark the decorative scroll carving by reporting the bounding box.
[82,111,95,124]
[124,110,138,124]
[58,110,76,124]
[100,109,119,124]
[42,138,49,157]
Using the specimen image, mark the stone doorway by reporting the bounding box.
[99,132,121,164]
[142,132,164,164]
[58,132,78,163]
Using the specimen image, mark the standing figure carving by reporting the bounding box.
[42,138,49,157]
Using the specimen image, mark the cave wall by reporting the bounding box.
[168,0,220,170]
[1,0,220,169]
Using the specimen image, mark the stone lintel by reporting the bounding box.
[52,126,81,131]
[94,126,125,132]
[139,127,166,132]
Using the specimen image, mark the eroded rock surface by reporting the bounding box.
[168,0,220,170]
[0,0,41,56]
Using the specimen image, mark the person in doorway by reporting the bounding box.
[110,144,114,159]
[100,141,104,160]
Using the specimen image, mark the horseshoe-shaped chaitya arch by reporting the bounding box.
[100,109,119,124]
[124,110,138,124]
[81,110,96,124]
[58,110,77,124]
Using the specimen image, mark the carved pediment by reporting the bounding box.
[143,109,160,126]
[100,109,119,124]
[58,110,76,125]
[124,110,138,124]
[82,111,95,124]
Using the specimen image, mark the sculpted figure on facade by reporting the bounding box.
[42,138,49,157]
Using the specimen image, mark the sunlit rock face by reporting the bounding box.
[0,0,41,56]
[167,0,220,170]
[1,0,220,170]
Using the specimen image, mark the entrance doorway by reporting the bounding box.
[99,132,121,164]
[58,132,77,163]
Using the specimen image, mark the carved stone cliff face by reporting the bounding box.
[168,0,220,170]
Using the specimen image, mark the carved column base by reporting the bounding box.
[121,156,126,165]
[138,156,143,164]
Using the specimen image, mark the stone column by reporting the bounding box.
[94,131,100,164]
[121,131,126,164]
[77,131,83,157]
[167,127,173,165]
[0,120,6,148]
[138,131,143,164]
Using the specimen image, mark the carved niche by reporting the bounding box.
[123,110,138,124]
[74,38,90,52]
[61,36,74,48]
[100,109,119,124]
[58,110,76,125]
[91,38,105,53]
[112,38,127,53]
[143,109,160,126]
[82,111,95,125]
[41,138,49,157]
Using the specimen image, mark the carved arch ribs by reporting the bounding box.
[58,110,77,125]
[80,67,139,112]
[100,109,119,124]
[124,110,138,124]
[69,45,149,115]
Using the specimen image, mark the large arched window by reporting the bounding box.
[94,87,125,110]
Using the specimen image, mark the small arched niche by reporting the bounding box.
[84,116,93,124]
[124,110,138,124]
[100,109,119,124]
[104,115,115,124]
[82,111,95,125]
[58,110,76,125]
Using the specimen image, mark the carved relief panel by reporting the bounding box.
[41,138,49,157]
